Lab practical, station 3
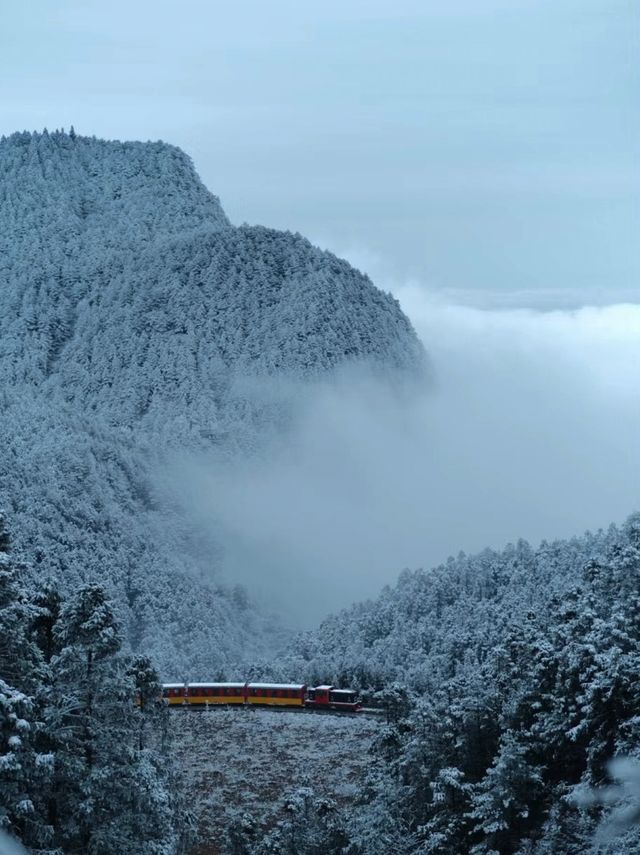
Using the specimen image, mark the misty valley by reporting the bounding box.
[0,128,638,855]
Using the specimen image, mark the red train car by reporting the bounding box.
[305,685,361,712]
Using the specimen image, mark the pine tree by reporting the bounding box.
[44,583,182,853]
[0,513,52,851]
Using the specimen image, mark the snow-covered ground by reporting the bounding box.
[171,708,379,853]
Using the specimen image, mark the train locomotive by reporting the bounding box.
[161,681,361,712]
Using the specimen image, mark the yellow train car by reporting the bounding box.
[186,682,246,705]
[162,683,187,705]
[246,683,306,707]
[160,681,309,709]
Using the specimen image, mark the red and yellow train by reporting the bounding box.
[161,682,361,712]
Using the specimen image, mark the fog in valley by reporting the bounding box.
[173,270,640,623]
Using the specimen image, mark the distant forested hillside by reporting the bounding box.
[276,515,640,854]
[0,129,425,675]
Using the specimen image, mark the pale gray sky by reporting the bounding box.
[1,0,638,304]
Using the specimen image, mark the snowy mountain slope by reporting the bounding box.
[281,515,640,854]
[0,131,422,411]
[0,129,426,674]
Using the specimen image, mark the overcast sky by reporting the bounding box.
[1,0,637,304]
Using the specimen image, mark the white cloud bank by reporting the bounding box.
[173,270,640,623]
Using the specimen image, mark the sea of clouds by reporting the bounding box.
[173,246,640,622]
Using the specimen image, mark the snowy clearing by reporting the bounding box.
[171,707,379,853]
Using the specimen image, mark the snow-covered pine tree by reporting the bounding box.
[0,512,51,851]
[43,583,183,853]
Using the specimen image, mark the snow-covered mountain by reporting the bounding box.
[0,129,425,674]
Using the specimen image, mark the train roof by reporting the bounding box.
[314,685,334,690]
[162,683,185,689]
[330,689,356,695]
[247,683,306,690]
[187,682,246,688]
